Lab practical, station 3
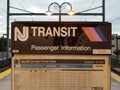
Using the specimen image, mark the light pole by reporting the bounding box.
[45,2,75,22]
[7,0,10,59]
[2,34,7,60]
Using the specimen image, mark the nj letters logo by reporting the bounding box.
[14,27,29,42]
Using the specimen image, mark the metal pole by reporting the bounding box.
[116,34,118,60]
[10,12,103,16]
[59,6,61,22]
[2,35,4,60]
[6,0,10,59]
[103,0,105,22]
[2,34,6,60]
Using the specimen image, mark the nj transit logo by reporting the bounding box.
[14,27,29,42]
[82,27,108,42]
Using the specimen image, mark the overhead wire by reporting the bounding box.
[88,0,96,8]
[12,0,32,19]
[106,0,120,34]
[15,0,26,11]
[78,6,102,13]
[5,0,120,22]
[106,0,120,10]
[106,0,120,16]
[21,0,29,7]
[20,0,34,21]
[88,0,101,21]
[10,6,34,13]
[108,2,120,11]
[111,17,120,22]
[15,0,34,21]
[80,0,98,21]
[106,0,120,22]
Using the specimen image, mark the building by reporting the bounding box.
[112,34,120,55]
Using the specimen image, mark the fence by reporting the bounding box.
[111,55,120,75]
[0,52,11,72]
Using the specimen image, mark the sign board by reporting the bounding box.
[12,55,110,90]
[12,22,111,54]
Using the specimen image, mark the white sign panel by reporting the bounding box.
[12,55,110,90]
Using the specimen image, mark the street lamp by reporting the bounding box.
[45,2,75,22]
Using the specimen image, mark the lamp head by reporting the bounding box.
[68,9,75,16]
[45,10,52,16]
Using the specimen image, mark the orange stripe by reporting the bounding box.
[82,27,96,41]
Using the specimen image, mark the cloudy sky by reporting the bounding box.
[0,0,120,37]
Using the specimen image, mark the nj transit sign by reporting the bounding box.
[11,22,111,54]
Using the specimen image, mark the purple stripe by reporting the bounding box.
[94,27,107,41]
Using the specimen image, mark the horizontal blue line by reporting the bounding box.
[16,64,93,68]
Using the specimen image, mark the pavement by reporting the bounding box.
[111,78,120,90]
[0,69,120,90]
[0,74,11,90]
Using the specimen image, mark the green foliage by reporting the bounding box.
[0,37,7,51]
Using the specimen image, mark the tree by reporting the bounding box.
[0,37,7,51]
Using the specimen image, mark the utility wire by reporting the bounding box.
[10,6,34,13]
[16,0,26,10]
[80,0,97,21]
[78,6,102,13]
[88,0,96,8]
[108,3,120,12]
[106,0,120,15]
[10,1,100,14]
[106,0,120,22]
[15,0,35,21]
[21,0,29,7]
[106,0,120,10]
[111,17,120,22]
[10,6,36,21]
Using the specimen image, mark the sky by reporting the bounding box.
[0,0,120,37]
